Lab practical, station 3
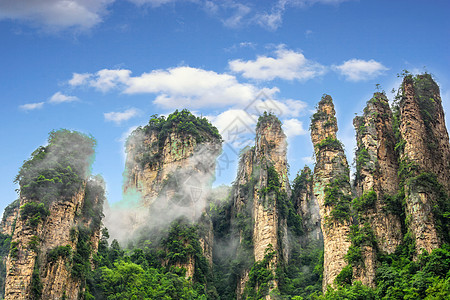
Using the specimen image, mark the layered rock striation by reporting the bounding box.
[3,130,105,300]
[232,112,290,299]
[397,74,450,254]
[310,95,352,291]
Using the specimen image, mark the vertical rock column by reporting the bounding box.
[310,95,352,291]
[292,166,322,245]
[252,114,291,265]
[232,113,290,299]
[352,93,403,287]
[399,74,450,253]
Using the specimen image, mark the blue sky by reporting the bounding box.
[1,0,449,212]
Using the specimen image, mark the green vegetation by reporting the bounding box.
[31,258,42,300]
[310,95,335,131]
[257,111,282,129]
[277,241,324,299]
[0,233,11,298]
[143,109,221,142]
[243,246,276,299]
[47,245,72,263]
[407,172,450,243]
[85,221,213,299]
[9,241,19,259]
[409,74,440,147]
[320,242,450,300]
[354,141,369,183]
[323,176,352,225]
[15,129,96,204]
[315,137,344,152]
[346,224,376,267]
[72,226,95,280]
[334,264,353,286]
[20,202,50,228]
[1,199,19,224]
[127,109,221,169]
[352,190,377,216]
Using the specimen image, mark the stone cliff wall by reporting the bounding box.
[398,74,450,254]
[232,113,290,299]
[0,200,19,236]
[292,166,322,245]
[352,93,403,287]
[4,179,104,300]
[310,95,352,291]
[119,112,222,282]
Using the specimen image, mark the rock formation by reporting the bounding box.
[310,95,352,291]
[352,92,403,286]
[0,200,19,236]
[397,74,450,254]
[3,130,105,300]
[232,112,290,299]
[116,110,222,281]
[292,166,322,245]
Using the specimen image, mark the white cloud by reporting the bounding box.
[282,118,307,138]
[334,59,389,81]
[19,102,45,111]
[69,73,92,86]
[207,109,257,150]
[245,97,307,118]
[0,0,114,31]
[75,66,273,109]
[70,65,310,115]
[229,46,326,81]
[90,69,132,92]
[49,91,79,103]
[104,108,140,124]
[127,67,264,108]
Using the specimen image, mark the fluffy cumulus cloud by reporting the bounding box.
[19,102,45,111]
[70,66,282,109]
[0,0,114,31]
[49,92,79,103]
[229,46,326,81]
[334,59,389,81]
[104,108,140,124]
[282,118,307,138]
[207,109,257,150]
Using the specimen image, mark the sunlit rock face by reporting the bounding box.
[113,110,222,280]
[397,74,450,254]
[352,93,403,287]
[310,95,352,291]
[232,113,290,299]
[3,130,104,300]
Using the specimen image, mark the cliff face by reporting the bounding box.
[232,113,290,299]
[0,200,19,236]
[310,95,352,291]
[352,93,403,287]
[292,166,322,244]
[398,74,450,254]
[117,110,222,281]
[3,130,105,300]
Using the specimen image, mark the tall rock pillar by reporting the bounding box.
[398,74,450,253]
[352,92,403,287]
[310,95,352,291]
